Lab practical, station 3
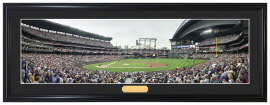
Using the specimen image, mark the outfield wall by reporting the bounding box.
[168,53,181,58]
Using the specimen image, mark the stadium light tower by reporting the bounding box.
[139,38,157,55]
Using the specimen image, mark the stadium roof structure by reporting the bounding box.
[21,20,113,41]
[170,19,244,42]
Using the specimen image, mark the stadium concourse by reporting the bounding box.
[21,19,249,84]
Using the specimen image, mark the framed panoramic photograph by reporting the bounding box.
[3,3,267,102]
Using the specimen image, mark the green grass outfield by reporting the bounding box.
[83,59,208,72]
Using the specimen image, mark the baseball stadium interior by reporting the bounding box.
[21,19,249,84]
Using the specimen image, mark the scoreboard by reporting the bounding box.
[180,40,190,45]
[172,40,194,45]
[171,40,195,49]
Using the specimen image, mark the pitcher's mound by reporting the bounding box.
[123,64,130,65]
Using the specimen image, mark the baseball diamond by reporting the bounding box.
[82,59,208,72]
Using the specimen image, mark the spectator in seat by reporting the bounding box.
[204,74,209,83]
[238,71,248,83]
[30,72,35,82]
[237,76,247,83]
[210,76,219,83]
[56,78,60,83]
[227,73,235,83]
[33,76,40,84]
[45,78,50,83]
[24,73,32,83]
[52,74,59,83]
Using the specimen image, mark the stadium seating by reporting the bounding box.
[199,34,240,46]
[22,26,113,48]
[131,53,249,83]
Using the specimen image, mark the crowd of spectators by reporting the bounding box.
[138,49,163,54]
[189,53,243,58]
[169,48,195,54]
[203,54,216,58]
[227,47,239,51]
[139,50,158,54]
[21,52,248,84]
[199,34,240,46]
[190,54,205,58]
[53,47,167,55]
[22,26,113,47]
[54,47,89,53]
[179,54,190,58]
[21,53,127,84]
[131,53,249,83]
[53,47,111,54]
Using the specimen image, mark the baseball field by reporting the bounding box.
[82,59,208,72]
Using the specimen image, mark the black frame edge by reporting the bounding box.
[2,3,267,102]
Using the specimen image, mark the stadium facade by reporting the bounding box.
[168,19,248,59]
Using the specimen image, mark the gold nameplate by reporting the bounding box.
[122,86,148,93]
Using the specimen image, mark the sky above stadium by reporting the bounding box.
[46,19,184,49]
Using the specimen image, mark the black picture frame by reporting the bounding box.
[3,3,267,102]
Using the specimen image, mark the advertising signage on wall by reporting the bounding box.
[181,45,190,48]
[177,41,181,45]
[176,46,181,48]
[171,41,176,45]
